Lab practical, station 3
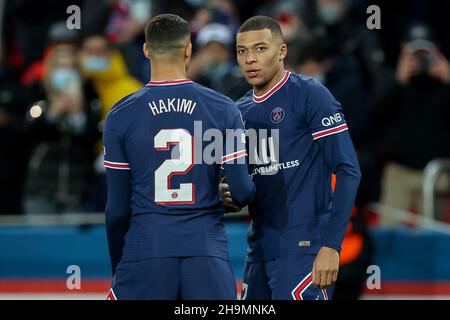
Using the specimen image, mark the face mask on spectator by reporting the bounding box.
[51,68,80,92]
[318,3,344,25]
[311,73,326,84]
[82,57,111,72]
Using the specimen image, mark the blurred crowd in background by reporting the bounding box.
[1,0,450,223]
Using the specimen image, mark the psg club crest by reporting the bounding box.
[270,107,285,124]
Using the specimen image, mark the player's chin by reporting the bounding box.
[245,76,264,87]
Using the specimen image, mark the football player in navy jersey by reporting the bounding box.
[104,14,255,300]
[221,16,361,300]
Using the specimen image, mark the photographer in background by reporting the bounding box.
[376,23,450,224]
[24,45,100,214]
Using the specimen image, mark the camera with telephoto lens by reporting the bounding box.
[404,23,438,74]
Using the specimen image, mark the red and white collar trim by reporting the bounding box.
[253,71,290,103]
[146,79,193,86]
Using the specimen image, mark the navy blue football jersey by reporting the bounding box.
[103,79,255,272]
[237,71,361,262]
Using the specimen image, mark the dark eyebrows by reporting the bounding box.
[253,42,269,47]
[236,41,270,49]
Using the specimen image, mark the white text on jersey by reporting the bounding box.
[148,98,197,116]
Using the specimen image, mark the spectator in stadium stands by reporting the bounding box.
[21,20,81,102]
[0,44,33,215]
[24,45,101,214]
[373,1,450,70]
[80,34,143,121]
[104,0,152,44]
[101,0,154,82]
[188,0,240,36]
[80,34,142,212]
[5,0,82,69]
[376,23,450,224]
[253,0,313,46]
[188,23,250,101]
[311,0,389,105]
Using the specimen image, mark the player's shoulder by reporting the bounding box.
[235,89,253,111]
[192,82,234,104]
[105,86,148,121]
[288,71,335,100]
[288,72,323,92]
[192,82,240,115]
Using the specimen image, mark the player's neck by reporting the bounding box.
[254,67,286,96]
[150,63,188,82]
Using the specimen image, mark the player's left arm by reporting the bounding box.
[103,122,132,276]
[306,82,362,289]
[312,131,361,289]
[221,109,256,207]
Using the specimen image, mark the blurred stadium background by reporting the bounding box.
[1,0,450,300]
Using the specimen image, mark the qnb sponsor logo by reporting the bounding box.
[321,113,342,127]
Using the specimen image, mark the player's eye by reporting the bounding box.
[256,47,267,52]
[237,49,246,54]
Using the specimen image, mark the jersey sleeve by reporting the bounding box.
[103,127,131,170]
[103,119,131,275]
[222,107,255,206]
[305,82,349,141]
[222,111,247,165]
[306,82,361,252]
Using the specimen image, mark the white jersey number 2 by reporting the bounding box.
[154,129,195,204]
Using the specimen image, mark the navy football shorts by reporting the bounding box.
[107,256,236,300]
[241,254,334,300]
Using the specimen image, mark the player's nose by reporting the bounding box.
[245,52,257,64]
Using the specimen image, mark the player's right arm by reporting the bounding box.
[103,118,131,275]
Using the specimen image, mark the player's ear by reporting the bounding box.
[279,43,288,62]
[184,41,193,67]
[143,43,151,60]
[185,41,193,60]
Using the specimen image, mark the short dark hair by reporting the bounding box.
[145,14,190,54]
[238,16,284,41]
